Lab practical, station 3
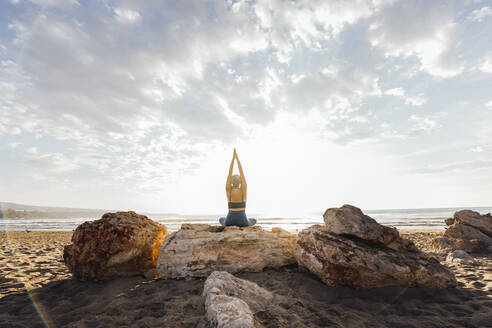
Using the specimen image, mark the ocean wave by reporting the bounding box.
[3,206,491,231]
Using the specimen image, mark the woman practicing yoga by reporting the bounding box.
[219,149,256,227]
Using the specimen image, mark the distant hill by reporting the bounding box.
[0,202,110,219]
[0,202,179,219]
[0,202,110,213]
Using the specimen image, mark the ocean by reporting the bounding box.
[1,207,491,232]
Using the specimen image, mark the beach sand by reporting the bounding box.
[1,230,491,327]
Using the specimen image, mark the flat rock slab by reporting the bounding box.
[157,224,297,279]
[203,271,273,328]
[295,225,457,289]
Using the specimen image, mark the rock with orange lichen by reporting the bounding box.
[157,224,297,279]
[63,211,167,280]
[295,225,457,289]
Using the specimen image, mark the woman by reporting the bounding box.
[219,149,256,227]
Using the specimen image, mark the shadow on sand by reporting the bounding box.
[0,269,491,328]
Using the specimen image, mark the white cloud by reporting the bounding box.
[0,81,17,100]
[469,6,492,22]
[385,87,405,97]
[114,8,141,23]
[486,100,492,109]
[369,1,464,78]
[284,63,381,113]
[471,146,483,153]
[28,0,79,8]
[254,0,377,63]
[1,0,492,210]
[0,112,22,135]
[411,158,492,174]
[0,126,21,135]
[384,87,426,106]
[409,115,439,134]
[479,52,492,73]
[8,142,22,148]
[404,93,427,106]
[25,151,79,172]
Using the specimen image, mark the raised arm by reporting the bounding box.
[234,149,247,192]
[225,151,235,192]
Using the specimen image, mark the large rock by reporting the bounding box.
[446,250,475,265]
[444,218,455,226]
[203,271,273,328]
[157,224,297,279]
[295,225,457,289]
[63,211,167,280]
[434,210,492,253]
[453,210,492,237]
[430,237,486,253]
[444,224,492,246]
[323,204,413,251]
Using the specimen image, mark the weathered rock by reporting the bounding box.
[203,271,273,328]
[430,237,487,253]
[444,224,492,245]
[63,211,167,280]
[323,204,414,251]
[453,210,492,237]
[205,294,253,328]
[157,224,297,279]
[434,210,492,253]
[444,218,455,226]
[446,250,475,264]
[295,225,457,289]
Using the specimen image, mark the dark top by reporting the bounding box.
[228,202,246,209]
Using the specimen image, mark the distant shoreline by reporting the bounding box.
[2,201,491,232]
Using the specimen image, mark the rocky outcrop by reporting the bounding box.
[446,250,475,265]
[451,210,492,237]
[444,224,492,245]
[63,211,167,280]
[430,237,486,253]
[296,205,457,289]
[323,205,401,249]
[444,218,455,226]
[203,271,273,328]
[323,205,417,252]
[439,210,492,253]
[157,224,297,279]
[296,225,456,289]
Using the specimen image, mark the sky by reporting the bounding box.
[1,0,492,216]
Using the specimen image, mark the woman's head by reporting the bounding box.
[231,174,241,188]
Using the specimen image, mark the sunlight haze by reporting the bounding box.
[1,0,492,215]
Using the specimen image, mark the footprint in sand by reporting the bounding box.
[472,281,486,288]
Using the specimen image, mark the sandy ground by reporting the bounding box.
[0,230,491,328]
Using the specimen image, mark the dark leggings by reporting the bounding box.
[219,210,256,227]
